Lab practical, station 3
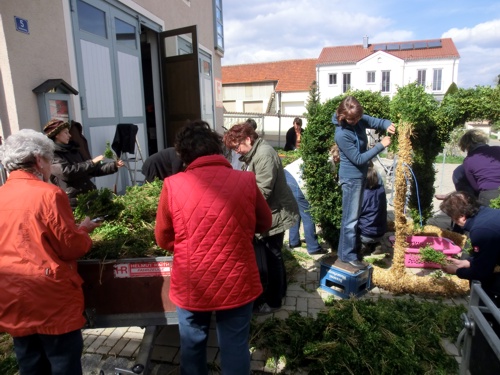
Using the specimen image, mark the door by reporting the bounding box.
[73,0,145,129]
[71,0,148,190]
[160,25,201,146]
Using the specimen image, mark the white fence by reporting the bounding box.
[223,113,308,149]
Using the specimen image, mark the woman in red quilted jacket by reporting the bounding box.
[155,120,272,375]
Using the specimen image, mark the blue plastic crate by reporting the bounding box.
[319,257,373,299]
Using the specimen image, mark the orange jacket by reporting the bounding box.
[0,171,92,337]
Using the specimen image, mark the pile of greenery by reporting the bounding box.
[0,334,16,375]
[74,180,169,259]
[418,245,449,266]
[250,297,465,374]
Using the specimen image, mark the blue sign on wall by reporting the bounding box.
[14,16,29,34]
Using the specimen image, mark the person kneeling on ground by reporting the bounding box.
[440,191,500,307]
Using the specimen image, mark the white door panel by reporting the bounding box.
[81,40,115,118]
[117,51,143,117]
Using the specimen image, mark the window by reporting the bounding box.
[213,0,224,53]
[342,73,351,93]
[115,18,136,49]
[367,71,375,83]
[329,73,337,85]
[77,0,107,38]
[381,71,390,92]
[417,70,426,86]
[433,69,442,91]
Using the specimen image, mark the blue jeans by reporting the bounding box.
[338,177,365,262]
[285,171,322,253]
[13,329,83,375]
[176,301,254,375]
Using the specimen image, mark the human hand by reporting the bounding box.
[92,155,104,164]
[78,216,101,233]
[380,136,392,148]
[116,159,125,168]
[442,258,470,274]
[387,124,396,135]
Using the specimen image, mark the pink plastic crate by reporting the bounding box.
[388,236,461,269]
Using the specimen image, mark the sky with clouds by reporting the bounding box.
[221,0,500,88]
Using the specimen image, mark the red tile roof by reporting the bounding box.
[222,59,317,92]
[317,38,459,65]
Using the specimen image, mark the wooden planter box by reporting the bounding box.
[78,256,177,328]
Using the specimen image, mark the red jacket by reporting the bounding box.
[0,171,92,337]
[155,155,272,311]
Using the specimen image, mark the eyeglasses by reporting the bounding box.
[234,142,244,153]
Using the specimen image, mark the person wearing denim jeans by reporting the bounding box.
[338,177,365,263]
[176,302,254,375]
[333,96,395,269]
[284,158,324,254]
[155,121,272,374]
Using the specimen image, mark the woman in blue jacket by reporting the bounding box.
[333,96,395,269]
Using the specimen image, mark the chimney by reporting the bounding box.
[363,35,369,49]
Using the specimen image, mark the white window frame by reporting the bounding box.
[213,0,224,54]
[328,73,337,85]
[367,71,375,84]
[433,69,442,91]
[342,73,351,93]
[417,70,426,86]
[381,71,390,92]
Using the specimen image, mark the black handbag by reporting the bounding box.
[253,236,269,292]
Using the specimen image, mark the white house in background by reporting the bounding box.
[317,37,460,102]
[221,59,317,116]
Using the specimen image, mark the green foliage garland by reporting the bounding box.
[391,83,440,224]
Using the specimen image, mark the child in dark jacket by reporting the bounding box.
[358,164,387,256]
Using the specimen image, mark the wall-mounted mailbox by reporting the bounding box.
[33,79,78,128]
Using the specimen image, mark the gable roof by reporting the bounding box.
[317,38,459,65]
[222,58,317,92]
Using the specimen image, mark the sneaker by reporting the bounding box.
[253,303,280,315]
[347,260,369,269]
[308,248,328,256]
[360,243,374,256]
[371,244,386,255]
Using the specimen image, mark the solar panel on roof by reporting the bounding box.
[373,44,386,51]
[413,41,427,49]
[400,43,413,50]
[386,43,400,51]
[427,40,442,48]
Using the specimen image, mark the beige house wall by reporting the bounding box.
[0,0,73,135]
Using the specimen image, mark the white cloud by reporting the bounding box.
[443,19,500,86]
[443,19,500,48]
